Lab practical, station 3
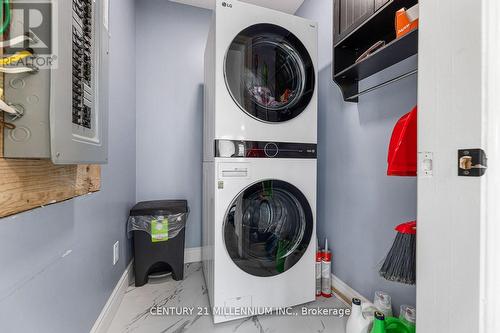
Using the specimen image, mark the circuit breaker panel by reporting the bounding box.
[72,0,95,130]
[3,0,109,164]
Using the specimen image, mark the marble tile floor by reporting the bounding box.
[107,263,349,333]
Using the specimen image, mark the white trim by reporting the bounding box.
[90,261,134,333]
[90,248,201,333]
[331,273,371,307]
[482,0,500,331]
[184,247,202,263]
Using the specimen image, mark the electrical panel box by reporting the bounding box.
[3,0,109,164]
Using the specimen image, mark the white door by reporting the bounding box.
[418,0,500,332]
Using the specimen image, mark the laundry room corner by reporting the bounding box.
[133,0,417,318]
[296,0,417,311]
[1,0,496,331]
[135,0,212,250]
[0,0,137,331]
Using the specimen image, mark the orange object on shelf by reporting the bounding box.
[395,4,419,38]
[387,106,417,177]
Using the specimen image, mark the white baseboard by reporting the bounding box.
[90,261,134,333]
[90,247,201,333]
[331,273,372,307]
[184,247,202,263]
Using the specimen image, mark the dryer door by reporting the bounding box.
[223,180,313,277]
[224,24,315,123]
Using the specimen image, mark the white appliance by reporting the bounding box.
[202,140,317,323]
[204,0,318,161]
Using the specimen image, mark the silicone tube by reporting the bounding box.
[316,240,322,296]
[321,238,332,297]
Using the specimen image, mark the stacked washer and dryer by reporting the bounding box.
[203,0,318,323]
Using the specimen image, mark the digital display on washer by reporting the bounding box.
[223,180,313,277]
[224,23,315,123]
[215,140,317,158]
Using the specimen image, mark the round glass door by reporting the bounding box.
[223,180,313,277]
[224,24,315,123]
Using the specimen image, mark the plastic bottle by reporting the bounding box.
[371,312,387,333]
[346,298,373,333]
[315,238,322,297]
[370,311,411,333]
[321,238,332,297]
[374,291,393,317]
[399,305,416,333]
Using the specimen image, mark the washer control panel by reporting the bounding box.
[215,140,317,159]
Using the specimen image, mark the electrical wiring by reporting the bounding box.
[0,5,35,73]
[0,35,38,72]
[0,50,32,66]
[0,98,19,115]
[0,49,38,72]
[0,0,11,34]
[0,34,35,48]
[0,66,37,74]
[0,118,15,129]
[0,50,36,75]
[0,88,20,117]
[0,1,26,127]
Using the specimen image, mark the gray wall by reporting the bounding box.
[296,0,417,313]
[0,0,137,331]
[135,0,211,248]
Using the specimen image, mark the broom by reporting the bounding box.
[379,221,416,285]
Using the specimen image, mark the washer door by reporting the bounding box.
[223,180,313,277]
[224,24,315,123]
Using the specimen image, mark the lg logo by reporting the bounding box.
[222,2,233,8]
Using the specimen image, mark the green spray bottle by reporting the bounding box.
[371,312,387,333]
[399,305,416,333]
[370,312,411,333]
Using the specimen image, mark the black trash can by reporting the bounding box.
[129,200,188,287]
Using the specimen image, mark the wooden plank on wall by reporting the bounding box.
[0,95,101,219]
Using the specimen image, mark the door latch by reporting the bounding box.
[419,152,433,177]
[458,149,487,177]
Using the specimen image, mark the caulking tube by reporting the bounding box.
[316,238,322,297]
[321,238,332,298]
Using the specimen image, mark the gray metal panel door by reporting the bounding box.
[50,0,109,164]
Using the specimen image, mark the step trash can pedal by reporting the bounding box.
[127,200,189,287]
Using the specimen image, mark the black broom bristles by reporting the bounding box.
[379,231,416,285]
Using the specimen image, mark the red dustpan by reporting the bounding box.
[387,106,417,176]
